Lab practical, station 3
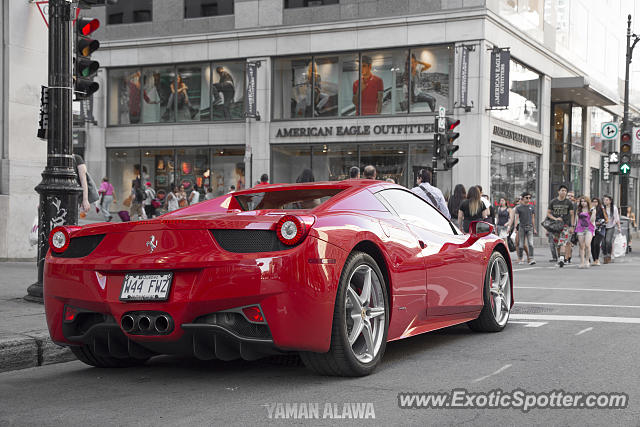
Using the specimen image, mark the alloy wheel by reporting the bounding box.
[488,256,511,326]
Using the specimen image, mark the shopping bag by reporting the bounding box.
[507,233,516,252]
[613,233,627,258]
[29,216,38,246]
[118,210,131,222]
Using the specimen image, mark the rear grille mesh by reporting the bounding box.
[210,229,293,253]
[52,234,105,258]
[194,312,272,340]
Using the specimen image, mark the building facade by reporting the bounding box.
[2,0,640,258]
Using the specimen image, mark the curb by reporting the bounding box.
[0,331,74,373]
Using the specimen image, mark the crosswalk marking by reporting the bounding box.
[516,301,640,309]
[510,314,640,324]
[516,286,640,293]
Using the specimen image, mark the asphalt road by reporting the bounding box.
[1,255,639,426]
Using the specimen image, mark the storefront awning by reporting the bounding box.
[551,76,617,107]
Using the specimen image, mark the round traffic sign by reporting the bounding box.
[601,122,618,140]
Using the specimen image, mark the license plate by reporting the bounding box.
[120,272,173,301]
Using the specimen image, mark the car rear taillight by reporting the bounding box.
[49,226,71,253]
[276,215,306,245]
[241,305,265,324]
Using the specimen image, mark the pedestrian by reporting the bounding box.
[547,185,575,268]
[476,185,493,222]
[447,184,466,223]
[143,181,156,218]
[98,177,115,222]
[165,185,180,212]
[574,196,595,268]
[72,154,91,215]
[130,178,145,220]
[590,197,607,266]
[458,186,488,233]
[296,169,315,183]
[385,177,396,183]
[514,191,536,265]
[510,198,521,255]
[363,165,376,179]
[349,166,360,179]
[495,197,512,242]
[188,185,200,205]
[227,185,236,195]
[411,168,450,219]
[627,206,636,252]
[205,186,215,200]
[565,190,577,264]
[256,174,269,186]
[602,195,621,264]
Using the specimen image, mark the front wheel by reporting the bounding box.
[467,251,511,332]
[300,252,389,376]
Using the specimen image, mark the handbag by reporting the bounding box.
[507,230,516,252]
[123,195,132,207]
[542,218,564,233]
[178,199,188,208]
[570,232,579,245]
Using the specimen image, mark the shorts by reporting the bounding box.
[575,230,593,237]
[553,225,571,246]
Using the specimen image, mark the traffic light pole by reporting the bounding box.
[26,0,81,303]
[621,14,640,215]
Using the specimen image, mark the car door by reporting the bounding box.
[377,189,479,316]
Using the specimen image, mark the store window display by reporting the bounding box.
[353,55,383,116]
[141,66,175,124]
[408,47,451,113]
[172,64,210,122]
[211,62,245,120]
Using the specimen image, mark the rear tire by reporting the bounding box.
[467,251,511,332]
[300,251,389,376]
[70,345,149,368]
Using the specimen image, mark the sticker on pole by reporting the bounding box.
[601,122,618,140]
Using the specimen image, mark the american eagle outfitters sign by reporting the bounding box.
[245,62,258,118]
[275,123,435,138]
[490,49,510,108]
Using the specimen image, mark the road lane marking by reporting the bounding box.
[509,321,548,327]
[516,286,640,293]
[472,364,512,383]
[516,301,640,309]
[510,314,640,324]
[575,327,593,336]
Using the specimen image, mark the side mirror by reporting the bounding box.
[469,221,493,238]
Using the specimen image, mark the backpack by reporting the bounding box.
[134,185,144,203]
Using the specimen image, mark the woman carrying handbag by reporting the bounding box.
[590,197,607,266]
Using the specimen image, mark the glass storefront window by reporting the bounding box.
[174,64,210,122]
[210,147,246,196]
[211,62,245,121]
[141,149,175,198]
[107,149,141,204]
[492,59,540,130]
[141,66,175,124]
[359,144,407,184]
[271,145,312,184]
[312,144,358,181]
[590,107,615,152]
[176,148,209,198]
[338,54,359,117]
[108,68,141,125]
[273,56,313,119]
[408,46,452,114]
[357,50,408,116]
[491,144,539,210]
[310,55,340,118]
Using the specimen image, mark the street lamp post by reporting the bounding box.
[26,0,81,303]
[621,14,640,215]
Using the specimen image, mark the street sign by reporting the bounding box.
[438,106,446,118]
[608,152,619,163]
[633,127,640,155]
[620,163,631,175]
[438,117,446,132]
[601,122,618,140]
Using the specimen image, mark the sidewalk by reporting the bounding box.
[0,262,74,372]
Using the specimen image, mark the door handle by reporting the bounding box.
[419,240,426,249]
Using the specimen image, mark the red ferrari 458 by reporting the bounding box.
[44,180,513,376]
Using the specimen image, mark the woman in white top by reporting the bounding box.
[189,186,200,205]
[166,185,180,212]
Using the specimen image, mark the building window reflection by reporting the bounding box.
[491,58,540,130]
[491,144,539,212]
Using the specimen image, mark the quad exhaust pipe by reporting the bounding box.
[121,312,173,335]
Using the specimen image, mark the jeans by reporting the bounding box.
[100,195,113,221]
[517,226,534,258]
[591,232,603,260]
[603,227,616,256]
[547,232,557,260]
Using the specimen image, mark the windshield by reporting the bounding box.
[234,188,344,211]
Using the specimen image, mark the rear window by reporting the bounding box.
[234,188,344,211]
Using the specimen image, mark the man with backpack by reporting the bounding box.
[410,168,451,219]
[143,182,157,218]
[129,178,145,220]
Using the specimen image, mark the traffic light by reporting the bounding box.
[74,16,101,99]
[620,129,632,175]
[443,117,461,170]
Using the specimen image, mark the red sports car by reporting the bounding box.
[44,180,513,376]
